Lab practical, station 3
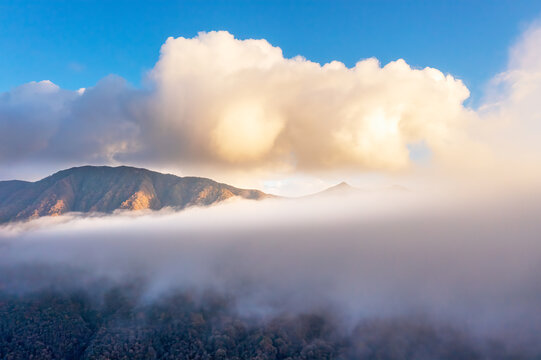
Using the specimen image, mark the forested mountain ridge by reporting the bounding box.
[0,165,270,223]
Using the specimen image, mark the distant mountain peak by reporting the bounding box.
[319,181,357,194]
[304,181,409,198]
[331,181,352,189]
[301,181,359,198]
[0,165,272,223]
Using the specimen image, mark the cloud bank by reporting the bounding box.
[2,190,541,355]
[0,31,478,178]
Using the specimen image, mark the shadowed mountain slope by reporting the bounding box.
[0,166,270,223]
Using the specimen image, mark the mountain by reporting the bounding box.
[304,182,409,198]
[317,181,358,195]
[0,165,271,223]
[303,181,361,198]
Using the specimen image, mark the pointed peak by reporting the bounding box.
[302,181,359,197]
[327,181,353,190]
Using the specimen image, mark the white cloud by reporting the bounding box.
[0,31,478,179]
[481,23,541,153]
[6,26,541,189]
[147,31,474,172]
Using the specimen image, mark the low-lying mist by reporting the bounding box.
[1,188,541,358]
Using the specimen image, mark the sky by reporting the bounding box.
[2,1,541,103]
[2,1,541,195]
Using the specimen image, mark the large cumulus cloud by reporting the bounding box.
[147,31,474,171]
[0,31,476,177]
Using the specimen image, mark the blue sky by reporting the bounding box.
[1,0,541,105]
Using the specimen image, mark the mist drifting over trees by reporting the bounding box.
[2,191,541,359]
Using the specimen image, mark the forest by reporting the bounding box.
[0,279,530,360]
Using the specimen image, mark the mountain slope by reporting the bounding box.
[0,166,270,223]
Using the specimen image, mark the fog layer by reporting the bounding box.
[2,190,541,354]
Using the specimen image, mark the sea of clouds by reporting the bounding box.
[1,188,541,354]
